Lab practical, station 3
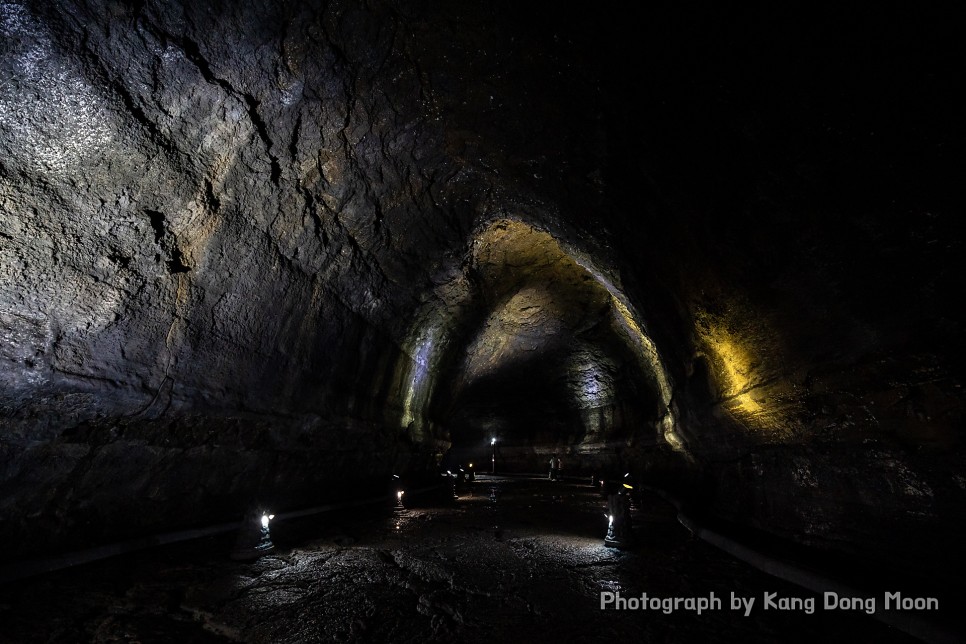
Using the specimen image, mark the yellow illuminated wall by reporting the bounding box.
[695,311,766,418]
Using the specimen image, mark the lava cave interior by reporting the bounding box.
[0,1,964,642]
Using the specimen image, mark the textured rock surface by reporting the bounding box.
[1,0,964,589]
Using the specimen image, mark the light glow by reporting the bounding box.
[714,340,762,413]
[400,332,438,429]
[695,312,765,417]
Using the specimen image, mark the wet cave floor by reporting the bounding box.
[0,476,938,643]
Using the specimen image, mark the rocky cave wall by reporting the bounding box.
[0,0,542,559]
[1,0,964,582]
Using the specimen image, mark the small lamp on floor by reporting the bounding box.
[392,474,406,515]
[231,507,276,560]
[442,470,459,502]
[603,480,632,549]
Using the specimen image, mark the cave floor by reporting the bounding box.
[0,476,928,643]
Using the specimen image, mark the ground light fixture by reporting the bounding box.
[443,470,459,501]
[391,474,406,515]
[231,508,276,560]
[603,480,632,549]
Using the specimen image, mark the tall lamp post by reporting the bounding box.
[490,437,497,474]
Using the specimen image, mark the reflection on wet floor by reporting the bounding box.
[0,476,926,643]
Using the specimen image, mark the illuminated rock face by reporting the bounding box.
[1,0,963,579]
[413,219,678,473]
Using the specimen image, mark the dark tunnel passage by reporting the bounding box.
[1,1,965,642]
[407,218,676,473]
